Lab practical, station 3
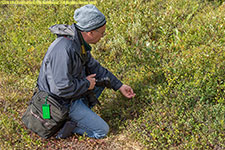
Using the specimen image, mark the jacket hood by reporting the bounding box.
[49,24,76,37]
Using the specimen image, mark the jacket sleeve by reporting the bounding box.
[46,47,90,99]
[86,51,123,91]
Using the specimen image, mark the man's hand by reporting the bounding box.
[86,74,96,90]
[119,84,136,98]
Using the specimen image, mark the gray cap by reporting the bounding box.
[74,4,106,32]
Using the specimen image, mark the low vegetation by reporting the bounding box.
[0,0,224,149]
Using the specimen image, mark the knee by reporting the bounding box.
[102,123,109,135]
[92,123,109,139]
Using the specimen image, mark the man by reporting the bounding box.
[37,4,135,139]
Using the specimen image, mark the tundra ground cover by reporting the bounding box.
[0,0,224,149]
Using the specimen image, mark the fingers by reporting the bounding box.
[88,74,96,78]
[126,86,135,96]
[86,74,96,90]
[126,89,136,98]
[129,87,134,94]
[125,92,135,98]
[119,84,136,99]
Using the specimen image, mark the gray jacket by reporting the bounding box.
[37,24,122,100]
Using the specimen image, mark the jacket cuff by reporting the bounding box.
[112,81,123,91]
[85,79,90,90]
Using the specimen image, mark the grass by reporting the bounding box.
[0,0,224,149]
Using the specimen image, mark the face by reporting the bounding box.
[83,24,106,44]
